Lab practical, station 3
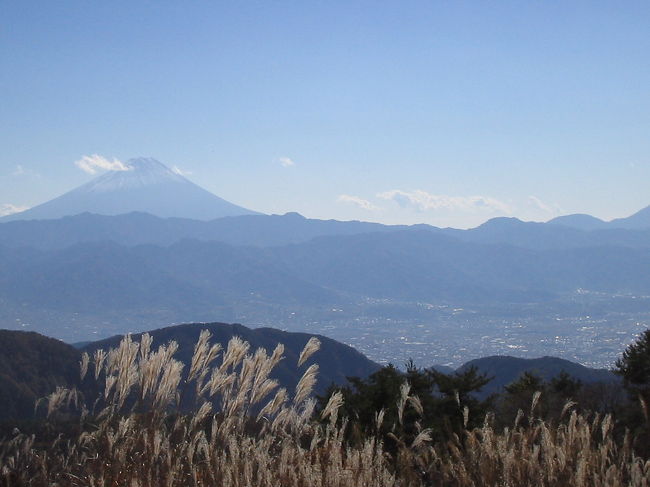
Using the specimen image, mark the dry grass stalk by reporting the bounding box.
[0,331,395,487]
[297,337,321,367]
[2,334,650,487]
[418,397,650,487]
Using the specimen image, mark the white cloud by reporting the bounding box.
[11,165,40,177]
[0,203,29,217]
[172,165,192,176]
[337,194,380,211]
[278,156,295,167]
[377,189,512,214]
[526,195,560,214]
[74,154,129,174]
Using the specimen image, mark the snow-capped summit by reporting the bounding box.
[2,157,259,221]
[80,158,189,193]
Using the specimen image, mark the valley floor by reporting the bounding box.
[3,292,649,370]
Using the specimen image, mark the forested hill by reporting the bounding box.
[0,323,381,420]
[81,322,381,397]
[459,355,618,397]
[0,324,625,423]
[0,330,81,421]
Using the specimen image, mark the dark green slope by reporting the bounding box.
[0,330,82,420]
[458,355,618,397]
[0,324,380,421]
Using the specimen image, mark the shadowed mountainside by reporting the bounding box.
[81,322,381,397]
[0,327,624,423]
[0,323,380,420]
[0,330,82,421]
[459,355,618,397]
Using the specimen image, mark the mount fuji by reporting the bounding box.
[2,158,259,221]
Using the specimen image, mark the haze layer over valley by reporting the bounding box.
[1,158,648,369]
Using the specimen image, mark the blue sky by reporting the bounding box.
[2,1,649,228]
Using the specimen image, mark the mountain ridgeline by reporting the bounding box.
[1,230,649,315]
[1,209,650,342]
[1,210,650,251]
[549,205,650,231]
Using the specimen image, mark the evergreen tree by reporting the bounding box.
[615,329,650,404]
[614,329,650,457]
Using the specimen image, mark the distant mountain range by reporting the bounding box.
[0,211,401,250]
[1,210,649,252]
[0,325,618,421]
[0,158,258,222]
[2,229,649,309]
[549,205,650,231]
[1,158,649,359]
[1,155,648,234]
[2,210,650,342]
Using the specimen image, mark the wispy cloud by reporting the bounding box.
[0,203,29,217]
[278,156,295,167]
[527,195,561,215]
[377,189,512,213]
[11,165,40,177]
[74,154,130,174]
[337,194,380,211]
[172,165,192,176]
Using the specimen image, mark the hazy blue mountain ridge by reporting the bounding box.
[548,214,609,231]
[0,240,341,314]
[2,211,650,253]
[2,229,650,342]
[270,230,650,300]
[549,205,650,231]
[0,212,405,250]
[609,205,650,229]
[446,217,650,250]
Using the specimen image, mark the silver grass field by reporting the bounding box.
[1,330,649,486]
